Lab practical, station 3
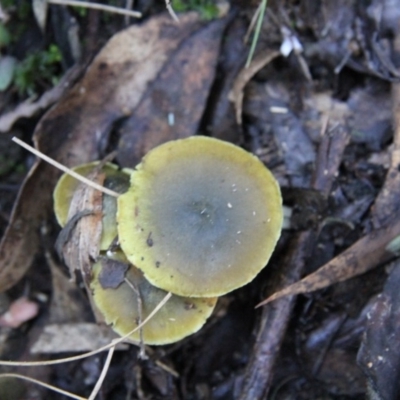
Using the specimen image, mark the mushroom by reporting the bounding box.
[90,251,217,345]
[53,162,131,250]
[117,136,283,297]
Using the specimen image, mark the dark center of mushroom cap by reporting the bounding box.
[117,136,283,297]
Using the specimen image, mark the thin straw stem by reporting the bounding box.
[48,0,142,18]
[88,342,116,400]
[0,373,86,400]
[246,0,268,68]
[0,292,172,367]
[12,137,119,198]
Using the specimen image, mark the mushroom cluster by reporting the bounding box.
[53,136,283,345]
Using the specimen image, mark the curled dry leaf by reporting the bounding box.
[0,12,225,292]
[57,170,105,284]
[229,50,280,125]
[257,216,400,308]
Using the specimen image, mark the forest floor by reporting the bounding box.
[0,0,400,399]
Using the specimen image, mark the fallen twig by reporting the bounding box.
[238,128,349,399]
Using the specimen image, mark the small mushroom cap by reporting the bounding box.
[90,252,217,345]
[53,162,131,250]
[117,136,283,297]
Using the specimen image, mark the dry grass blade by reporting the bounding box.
[0,342,116,400]
[48,0,142,18]
[244,3,262,45]
[88,341,117,400]
[124,277,146,358]
[246,0,268,67]
[0,292,172,367]
[0,373,86,400]
[12,137,119,198]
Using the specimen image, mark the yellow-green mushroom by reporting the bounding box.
[117,136,283,298]
[90,251,217,345]
[53,162,131,250]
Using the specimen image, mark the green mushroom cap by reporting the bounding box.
[90,251,217,345]
[117,136,283,297]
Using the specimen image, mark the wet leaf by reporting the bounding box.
[116,16,229,167]
[0,56,16,91]
[98,257,129,289]
[357,261,400,400]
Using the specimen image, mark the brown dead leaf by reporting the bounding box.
[116,16,229,167]
[0,12,214,292]
[229,50,280,125]
[257,216,400,307]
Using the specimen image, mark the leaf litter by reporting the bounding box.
[1,1,400,399]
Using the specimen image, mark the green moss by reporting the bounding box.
[72,6,88,17]
[0,23,11,49]
[172,0,219,20]
[13,44,62,96]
